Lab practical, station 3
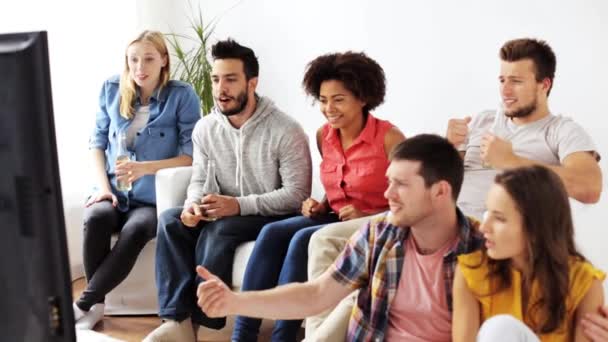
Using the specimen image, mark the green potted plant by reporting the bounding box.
[166,7,217,116]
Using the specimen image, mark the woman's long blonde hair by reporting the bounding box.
[119,30,171,119]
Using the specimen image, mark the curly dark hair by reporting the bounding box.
[302,51,386,113]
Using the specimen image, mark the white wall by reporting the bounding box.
[0,0,137,279]
[147,0,608,294]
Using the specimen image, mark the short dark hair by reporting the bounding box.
[390,134,464,201]
[500,38,556,95]
[211,38,259,80]
[302,51,386,113]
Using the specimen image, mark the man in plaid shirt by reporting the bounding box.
[195,134,484,341]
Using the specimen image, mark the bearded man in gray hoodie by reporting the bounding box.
[144,39,312,342]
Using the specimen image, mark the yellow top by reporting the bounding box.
[458,250,605,342]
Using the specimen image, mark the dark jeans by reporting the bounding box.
[76,201,157,311]
[232,214,340,342]
[155,207,290,330]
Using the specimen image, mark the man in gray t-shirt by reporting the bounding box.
[447,38,602,221]
[448,38,606,341]
[455,110,599,219]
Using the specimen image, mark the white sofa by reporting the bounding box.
[105,166,275,340]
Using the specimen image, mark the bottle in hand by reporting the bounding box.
[116,131,132,191]
[201,160,220,221]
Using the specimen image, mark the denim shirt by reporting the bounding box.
[89,75,201,211]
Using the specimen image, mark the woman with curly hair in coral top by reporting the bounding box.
[231,51,405,342]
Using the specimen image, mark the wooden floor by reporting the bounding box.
[72,278,304,341]
[72,277,160,342]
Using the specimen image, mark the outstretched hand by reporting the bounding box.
[196,266,237,318]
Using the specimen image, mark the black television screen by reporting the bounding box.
[0,31,76,341]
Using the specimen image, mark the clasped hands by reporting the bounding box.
[180,194,240,227]
[301,198,366,221]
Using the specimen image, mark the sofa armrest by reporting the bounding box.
[155,166,193,217]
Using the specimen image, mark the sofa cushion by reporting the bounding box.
[232,241,256,290]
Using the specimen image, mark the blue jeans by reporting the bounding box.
[155,207,290,329]
[232,214,340,342]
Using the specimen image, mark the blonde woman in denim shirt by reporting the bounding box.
[73,30,200,330]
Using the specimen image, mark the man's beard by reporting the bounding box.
[504,99,537,119]
[218,88,248,117]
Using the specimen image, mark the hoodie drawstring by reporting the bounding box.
[239,130,244,196]
[234,130,244,196]
[234,132,240,190]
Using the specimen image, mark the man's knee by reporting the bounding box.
[206,216,250,237]
[198,222,239,260]
[308,227,340,254]
[309,219,362,255]
[157,207,185,234]
[317,216,367,240]
[308,223,356,279]
[308,224,346,254]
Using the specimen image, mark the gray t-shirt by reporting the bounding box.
[457,110,599,220]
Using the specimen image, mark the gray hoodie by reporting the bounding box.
[185,96,312,216]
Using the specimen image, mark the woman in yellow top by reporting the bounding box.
[453,165,605,342]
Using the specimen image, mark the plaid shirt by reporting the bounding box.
[331,208,483,342]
